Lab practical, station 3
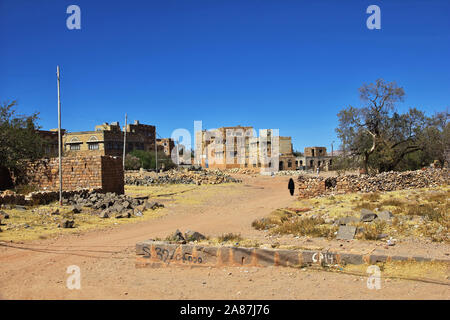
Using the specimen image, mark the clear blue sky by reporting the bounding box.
[1,0,449,152]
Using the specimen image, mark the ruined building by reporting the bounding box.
[296,146,333,171]
[195,126,296,170]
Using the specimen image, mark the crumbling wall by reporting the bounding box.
[24,155,124,194]
[297,168,448,199]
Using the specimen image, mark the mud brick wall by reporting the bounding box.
[25,155,124,194]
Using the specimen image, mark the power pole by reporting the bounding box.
[57,66,62,205]
[123,113,127,169]
[155,129,157,172]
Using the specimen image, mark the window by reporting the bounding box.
[70,144,81,151]
[89,143,99,150]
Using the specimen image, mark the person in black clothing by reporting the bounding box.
[288,178,295,196]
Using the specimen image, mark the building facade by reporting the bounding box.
[63,120,156,157]
[296,146,333,171]
[195,126,296,170]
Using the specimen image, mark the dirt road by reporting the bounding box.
[0,175,449,299]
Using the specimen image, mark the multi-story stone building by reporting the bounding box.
[63,120,156,157]
[195,126,296,170]
[296,146,332,171]
[156,138,175,157]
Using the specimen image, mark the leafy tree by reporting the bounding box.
[335,80,447,173]
[129,150,176,170]
[124,154,141,170]
[0,100,44,174]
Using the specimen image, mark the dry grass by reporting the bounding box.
[344,261,449,283]
[356,221,387,240]
[252,209,337,239]
[259,185,449,243]
[360,192,381,202]
[218,232,243,243]
[0,203,164,242]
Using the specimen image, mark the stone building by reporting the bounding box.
[63,120,156,157]
[195,126,296,170]
[296,146,332,171]
[156,138,175,157]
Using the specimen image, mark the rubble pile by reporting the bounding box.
[224,168,259,175]
[297,168,448,198]
[0,189,103,206]
[335,168,448,193]
[125,169,241,186]
[62,191,164,218]
[275,170,300,176]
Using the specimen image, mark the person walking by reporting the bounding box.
[288,178,295,196]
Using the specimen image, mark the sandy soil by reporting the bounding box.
[0,174,449,299]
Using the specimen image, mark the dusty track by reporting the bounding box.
[0,175,449,299]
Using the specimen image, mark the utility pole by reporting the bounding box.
[123,113,127,169]
[155,129,157,172]
[57,66,62,205]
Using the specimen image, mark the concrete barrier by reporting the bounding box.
[135,240,450,268]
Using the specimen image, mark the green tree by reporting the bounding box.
[0,100,44,173]
[335,80,447,173]
[128,150,176,170]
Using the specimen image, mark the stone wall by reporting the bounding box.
[297,168,448,199]
[24,155,124,194]
[0,188,101,206]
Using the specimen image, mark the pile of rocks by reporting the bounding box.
[0,188,103,206]
[125,169,241,186]
[297,168,448,198]
[275,170,301,176]
[164,229,207,243]
[335,168,448,193]
[62,191,164,219]
[224,168,259,175]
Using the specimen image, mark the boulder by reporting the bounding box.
[99,209,110,218]
[115,209,133,219]
[0,211,10,219]
[71,206,82,214]
[59,219,74,228]
[377,210,394,221]
[336,225,356,240]
[167,229,186,242]
[144,201,164,210]
[184,230,206,242]
[336,216,359,225]
[360,209,378,222]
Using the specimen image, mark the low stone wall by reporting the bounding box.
[0,188,101,206]
[24,155,124,194]
[135,240,449,268]
[297,168,448,199]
